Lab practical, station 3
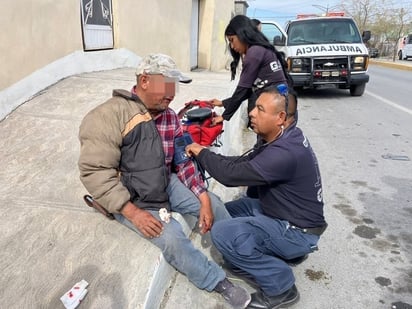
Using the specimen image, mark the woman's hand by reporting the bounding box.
[210,99,223,107]
[212,116,224,126]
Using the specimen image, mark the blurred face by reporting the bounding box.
[139,74,178,113]
[249,92,286,142]
[227,35,248,55]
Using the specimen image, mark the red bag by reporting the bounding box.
[178,100,223,147]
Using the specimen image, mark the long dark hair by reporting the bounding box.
[225,15,291,85]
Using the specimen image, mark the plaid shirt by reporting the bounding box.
[154,108,206,196]
[131,87,206,197]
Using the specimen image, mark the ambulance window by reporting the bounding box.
[261,23,285,46]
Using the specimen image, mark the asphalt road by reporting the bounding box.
[294,65,412,308]
[366,65,412,112]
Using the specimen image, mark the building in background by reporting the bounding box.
[0,0,236,119]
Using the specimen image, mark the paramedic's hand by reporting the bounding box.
[211,99,223,107]
[198,192,214,234]
[121,201,163,238]
[186,143,206,157]
[212,116,224,125]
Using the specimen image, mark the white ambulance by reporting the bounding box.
[261,13,371,96]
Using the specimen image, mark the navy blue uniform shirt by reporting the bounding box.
[196,123,326,228]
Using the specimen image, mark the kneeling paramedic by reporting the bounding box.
[186,85,327,309]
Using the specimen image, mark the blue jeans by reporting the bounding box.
[114,174,230,291]
[211,197,320,296]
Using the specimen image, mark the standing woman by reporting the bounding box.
[211,15,291,125]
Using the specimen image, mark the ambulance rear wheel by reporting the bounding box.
[350,83,365,96]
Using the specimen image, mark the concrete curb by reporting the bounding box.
[369,58,412,71]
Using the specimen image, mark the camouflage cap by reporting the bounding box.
[135,53,192,83]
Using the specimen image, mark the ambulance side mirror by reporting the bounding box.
[273,35,286,46]
[362,31,371,43]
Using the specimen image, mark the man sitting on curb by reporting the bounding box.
[78,53,251,308]
[186,85,327,309]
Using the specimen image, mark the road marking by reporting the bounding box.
[366,90,412,116]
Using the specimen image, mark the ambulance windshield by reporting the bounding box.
[287,18,362,46]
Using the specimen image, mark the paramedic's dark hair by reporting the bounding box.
[251,18,261,29]
[287,89,298,119]
[224,15,292,87]
[260,85,298,119]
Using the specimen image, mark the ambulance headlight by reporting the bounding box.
[354,56,364,64]
[288,57,310,73]
[351,56,368,71]
[292,59,303,66]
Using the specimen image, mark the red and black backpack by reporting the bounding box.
[177,100,223,147]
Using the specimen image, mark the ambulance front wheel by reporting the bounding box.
[350,83,366,96]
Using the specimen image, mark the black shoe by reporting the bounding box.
[283,254,308,267]
[247,285,299,309]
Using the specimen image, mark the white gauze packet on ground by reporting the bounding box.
[60,279,89,309]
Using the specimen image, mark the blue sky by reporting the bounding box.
[246,0,343,26]
[245,0,412,27]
